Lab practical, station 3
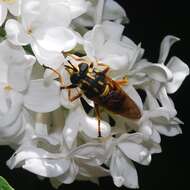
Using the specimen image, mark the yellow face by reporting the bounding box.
[0,0,16,3]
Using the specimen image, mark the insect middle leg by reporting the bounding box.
[94,102,102,137]
[68,89,83,102]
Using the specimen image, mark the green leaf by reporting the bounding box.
[0,27,6,38]
[0,176,14,190]
[23,45,34,55]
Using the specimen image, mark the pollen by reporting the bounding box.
[4,85,12,92]
[0,0,16,3]
[27,27,33,35]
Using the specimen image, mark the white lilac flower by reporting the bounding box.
[75,0,128,27]
[83,21,143,78]
[0,40,35,145]
[135,36,189,140]
[7,125,108,186]
[83,21,174,85]
[106,133,161,188]
[0,0,21,26]
[5,0,89,68]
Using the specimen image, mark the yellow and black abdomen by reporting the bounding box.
[92,77,142,119]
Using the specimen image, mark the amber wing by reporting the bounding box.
[92,77,141,119]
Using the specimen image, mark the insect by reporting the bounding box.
[44,55,141,137]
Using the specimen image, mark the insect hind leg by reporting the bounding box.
[94,102,102,137]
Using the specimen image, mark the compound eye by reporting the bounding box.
[79,63,88,74]
[70,74,80,84]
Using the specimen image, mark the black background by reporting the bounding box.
[0,0,190,190]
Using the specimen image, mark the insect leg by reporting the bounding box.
[97,63,110,74]
[43,65,64,87]
[115,79,128,86]
[61,84,77,90]
[94,102,102,137]
[68,89,83,102]
[60,84,82,102]
[63,52,83,61]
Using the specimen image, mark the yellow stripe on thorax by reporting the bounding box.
[101,85,110,97]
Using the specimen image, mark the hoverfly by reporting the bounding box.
[44,55,141,137]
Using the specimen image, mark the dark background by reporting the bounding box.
[0,0,189,190]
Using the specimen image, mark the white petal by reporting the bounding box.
[43,3,71,27]
[166,56,189,93]
[101,53,128,72]
[21,0,47,29]
[8,144,71,177]
[155,124,182,137]
[84,25,105,58]
[102,21,124,41]
[78,164,109,178]
[0,113,23,145]
[0,89,23,127]
[138,121,153,138]
[140,64,173,82]
[5,19,31,46]
[118,141,151,165]
[0,4,7,26]
[68,0,89,19]
[63,107,82,148]
[158,87,177,117]
[118,133,144,145]
[80,114,111,139]
[7,0,21,16]
[145,89,160,110]
[24,79,60,112]
[55,161,79,184]
[146,108,171,122]
[158,35,180,63]
[151,128,161,143]
[35,26,77,52]
[110,149,139,188]
[7,146,53,169]
[31,42,65,68]
[71,143,106,166]
[0,39,25,65]
[103,0,128,23]
[8,55,35,92]
[23,158,70,177]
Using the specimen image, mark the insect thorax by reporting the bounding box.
[80,71,106,99]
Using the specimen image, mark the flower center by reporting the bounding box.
[27,27,33,35]
[0,0,16,4]
[4,84,12,92]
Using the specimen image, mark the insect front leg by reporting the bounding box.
[43,65,64,88]
[97,63,110,74]
[61,84,83,102]
[94,102,102,137]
